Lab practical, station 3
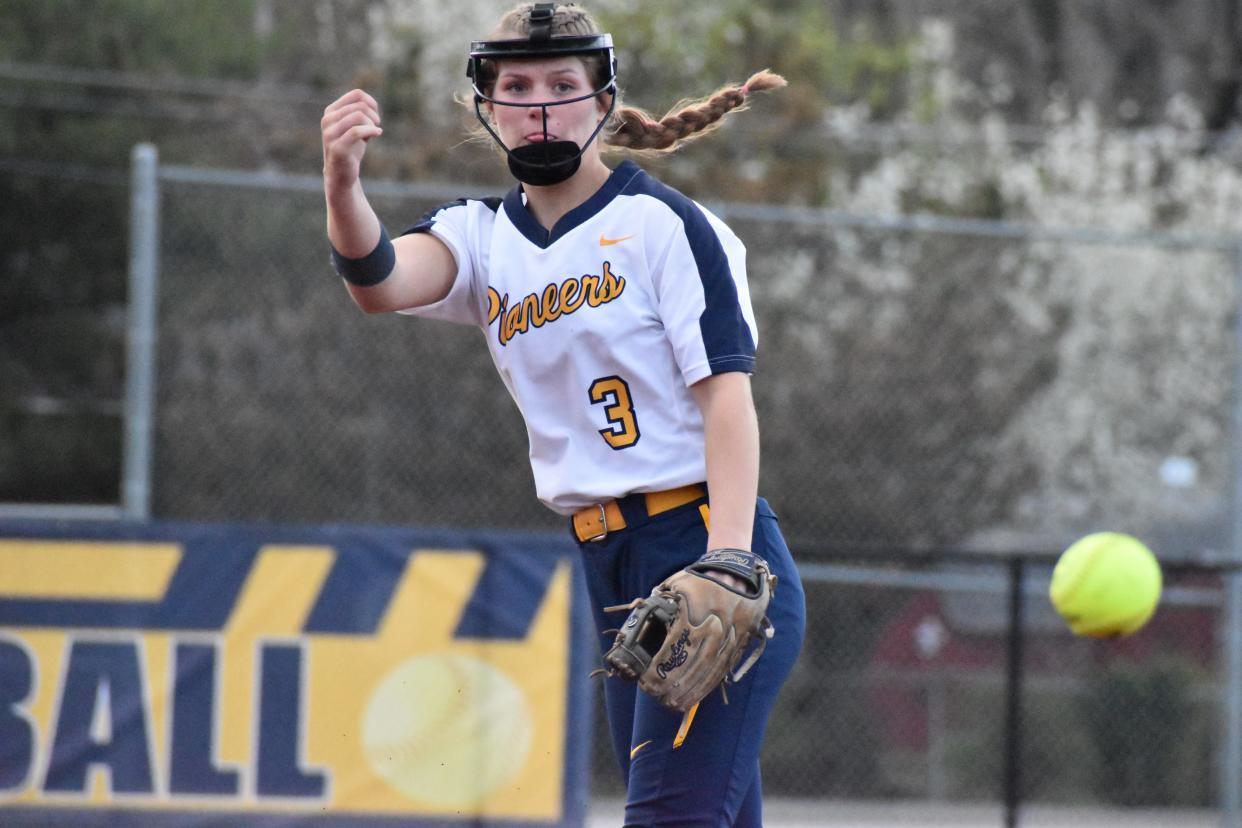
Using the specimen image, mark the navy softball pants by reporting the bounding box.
[574,493,806,828]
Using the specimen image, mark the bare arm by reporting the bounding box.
[322,89,457,313]
[689,371,760,553]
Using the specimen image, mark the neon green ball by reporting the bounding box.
[1049,532,1162,638]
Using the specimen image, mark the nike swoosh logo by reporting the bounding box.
[600,234,635,247]
[629,739,653,760]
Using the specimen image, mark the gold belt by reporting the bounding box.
[572,483,706,543]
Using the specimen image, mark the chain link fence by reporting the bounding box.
[753,560,1222,807]
[582,558,1227,815]
[147,166,1240,550]
[153,170,538,528]
[730,212,1235,553]
[0,161,130,513]
[3,152,1241,818]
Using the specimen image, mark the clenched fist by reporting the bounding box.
[321,89,383,196]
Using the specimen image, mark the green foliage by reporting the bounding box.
[595,1,908,116]
[940,662,1214,807]
[757,584,901,796]
[0,0,273,166]
[947,683,1092,802]
[0,170,129,505]
[0,0,261,77]
[0,2,272,505]
[0,410,121,503]
[588,0,911,202]
[378,25,426,123]
[0,172,127,318]
[761,667,887,796]
[1079,660,1214,807]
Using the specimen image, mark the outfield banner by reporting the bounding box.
[0,520,592,827]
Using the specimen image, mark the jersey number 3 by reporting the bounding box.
[589,376,641,449]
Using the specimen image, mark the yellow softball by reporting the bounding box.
[1050,532,1162,638]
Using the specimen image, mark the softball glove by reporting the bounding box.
[596,548,777,713]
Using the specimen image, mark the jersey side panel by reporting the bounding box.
[698,204,758,351]
[621,178,757,385]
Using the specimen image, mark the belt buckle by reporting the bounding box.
[586,503,609,542]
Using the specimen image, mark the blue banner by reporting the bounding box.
[0,519,592,826]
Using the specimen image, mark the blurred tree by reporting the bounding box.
[1206,0,1241,134]
[0,0,262,165]
[3,0,1239,521]
[584,0,911,204]
[0,0,265,505]
[1080,661,1210,807]
[887,0,1241,131]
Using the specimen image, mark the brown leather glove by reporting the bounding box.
[597,548,777,713]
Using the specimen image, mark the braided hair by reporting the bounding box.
[608,69,786,154]
[479,3,785,155]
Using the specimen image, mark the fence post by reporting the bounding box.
[1223,241,1242,826]
[1003,557,1025,828]
[1226,576,1242,824]
[122,143,159,521]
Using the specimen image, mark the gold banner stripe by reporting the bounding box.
[0,541,182,599]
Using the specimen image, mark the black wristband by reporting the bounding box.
[330,225,396,286]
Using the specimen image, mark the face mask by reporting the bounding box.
[467,5,617,186]
[485,85,617,186]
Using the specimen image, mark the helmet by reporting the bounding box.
[467,3,617,186]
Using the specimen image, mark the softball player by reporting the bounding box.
[321,4,806,826]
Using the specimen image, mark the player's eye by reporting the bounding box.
[554,81,576,93]
[500,80,527,94]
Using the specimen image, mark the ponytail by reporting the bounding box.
[606,69,786,154]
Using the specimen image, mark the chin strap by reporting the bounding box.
[507,140,582,186]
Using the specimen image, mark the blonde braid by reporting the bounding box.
[607,70,787,154]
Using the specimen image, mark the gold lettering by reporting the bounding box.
[487,288,505,325]
[504,304,524,343]
[560,278,584,313]
[541,283,561,323]
[602,261,625,301]
[584,274,604,307]
[489,263,627,344]
[522,292,544,328]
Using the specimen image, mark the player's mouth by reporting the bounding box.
[523,132,558,143]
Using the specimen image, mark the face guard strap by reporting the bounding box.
[466,22,617,186]
[528,2,555,41]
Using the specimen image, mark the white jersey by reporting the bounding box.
[399,160,757,515]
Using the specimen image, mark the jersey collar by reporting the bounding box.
[503,160,644,249]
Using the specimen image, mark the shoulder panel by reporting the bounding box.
[401,197,502,236]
